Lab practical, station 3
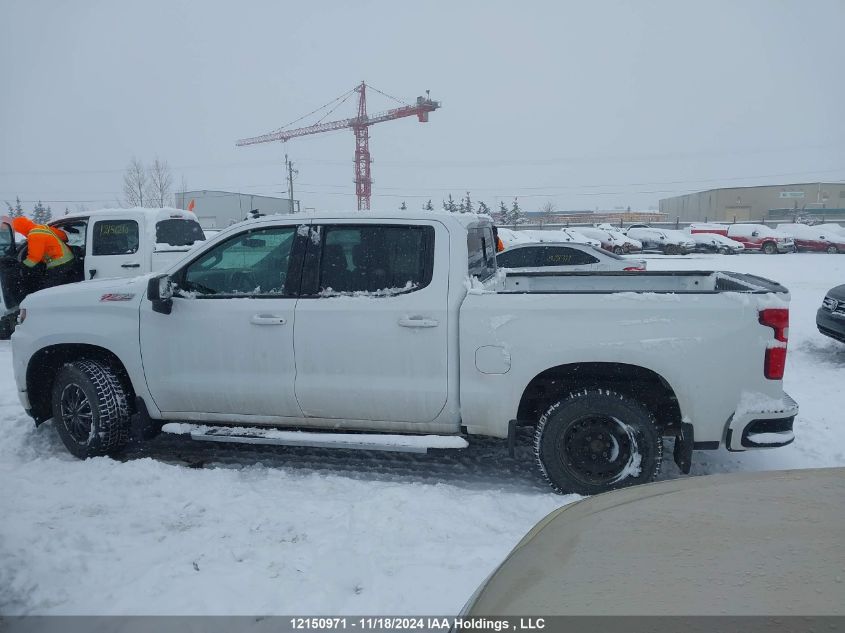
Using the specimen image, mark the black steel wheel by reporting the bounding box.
[51,359,130,458]
[534,389,662,495]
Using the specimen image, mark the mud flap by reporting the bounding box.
[129,397,162,443]
[673,422,694,474]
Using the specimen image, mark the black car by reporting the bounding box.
[817,284,845,343]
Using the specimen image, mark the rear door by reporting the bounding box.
[293,220,449,424]
[85,217,144,279]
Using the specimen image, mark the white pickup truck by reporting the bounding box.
[0,207,205,337]
[9,211,799,494]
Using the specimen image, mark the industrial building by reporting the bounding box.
[659,182,845,223]
[173,190,297,229]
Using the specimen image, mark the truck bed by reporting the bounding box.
[499,270,788,295]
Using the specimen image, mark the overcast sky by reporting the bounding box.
[1,0,843,214]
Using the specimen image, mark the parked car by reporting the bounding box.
[520,229,602,249]
[817,284,845,343]
[460,468,845,616]
[496,227,537,249]
[777,223,845,253]
[686,231,745,255]
[596,224,643,253]
[690,223,794,254]
[496,242,646,272]
[625,227,696,255]
[8,211,798,495]
[0,207,205,337]
[572,227,636,254]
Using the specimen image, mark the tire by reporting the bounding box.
[719,246,731,255]
[51,359,130,458]
[534,389,663,495]
[0,314,15,340]
[762,241,777,255]
[826,245,838,254]
[613,246,624,255]
[663,244,679,255]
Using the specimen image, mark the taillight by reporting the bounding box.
[759,308,789,379]
[759,308,789,342]
[623,266,645,271]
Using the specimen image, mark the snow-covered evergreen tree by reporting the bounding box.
[400,201,407,211]
[499,201,509,223]
[4,196,25,218]
[463,192,474,214]
[510,198,523,225]
[32,201,49,224]
[423,199,434,211]
[444,194,458,213]
[478,201,490,216]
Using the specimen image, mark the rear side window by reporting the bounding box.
[311,224,434,296]
[496,247,539,268]
[157,219,205,246]
[467,226,497,280]
[540,246,599,266]
[92,220,139,255]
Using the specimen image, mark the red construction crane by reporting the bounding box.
[237,82,440,210]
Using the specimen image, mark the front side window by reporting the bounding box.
[467,226,497,280]
[540,246,599,266]
[313,224,434,296]
[92,220,139,255]
[53,220,88,248]
[156,219,205,246]
[181,226,297,296]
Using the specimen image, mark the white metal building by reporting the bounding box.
[173,191,297,229]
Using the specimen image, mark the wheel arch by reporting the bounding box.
[517,362,682,434]
[26,344,137,424]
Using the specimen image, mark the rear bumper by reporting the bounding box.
[726,392,798,451]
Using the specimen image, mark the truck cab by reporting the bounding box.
[0,208,205,337]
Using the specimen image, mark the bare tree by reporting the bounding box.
[122,157,148,207]
[147,157,173,207]
[540,201,557,225]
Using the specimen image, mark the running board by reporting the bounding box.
[161,423,468,454]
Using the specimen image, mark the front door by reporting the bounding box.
[293,221,449,424]
[140,224,306,419]
[85,218,143,280]
[0,220,23,315]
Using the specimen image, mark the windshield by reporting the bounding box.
[156,219,206,247]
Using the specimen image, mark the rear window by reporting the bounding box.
[156,219,206,246]
[467,226,497,280]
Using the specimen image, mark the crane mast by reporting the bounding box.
[237,82,440,210]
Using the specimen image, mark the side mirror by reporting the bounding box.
[147,275,173,315]
[752,232,759,237]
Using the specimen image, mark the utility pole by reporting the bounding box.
[285,153,297,213]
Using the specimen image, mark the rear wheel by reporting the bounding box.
[534,389,663,495]
[719,246,731,255]
[663,244,679,255]
[0,314,15,340]
[51,360,130,458]
[763,241,778,254]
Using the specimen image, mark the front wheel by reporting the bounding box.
[613,246,624,255]
[663,244,679,255]
[534,389,663,495]
[827,245,839,254]
[719,246,731,255]
[51,360,130,458]
[763,241,778,255]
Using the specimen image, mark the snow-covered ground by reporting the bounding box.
[1,252,843,615]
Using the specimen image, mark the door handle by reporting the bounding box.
[398,317,439,328]
[121,263,141,268]
[250,314,286,325]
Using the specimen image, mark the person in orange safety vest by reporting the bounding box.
[12,216,75,290]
